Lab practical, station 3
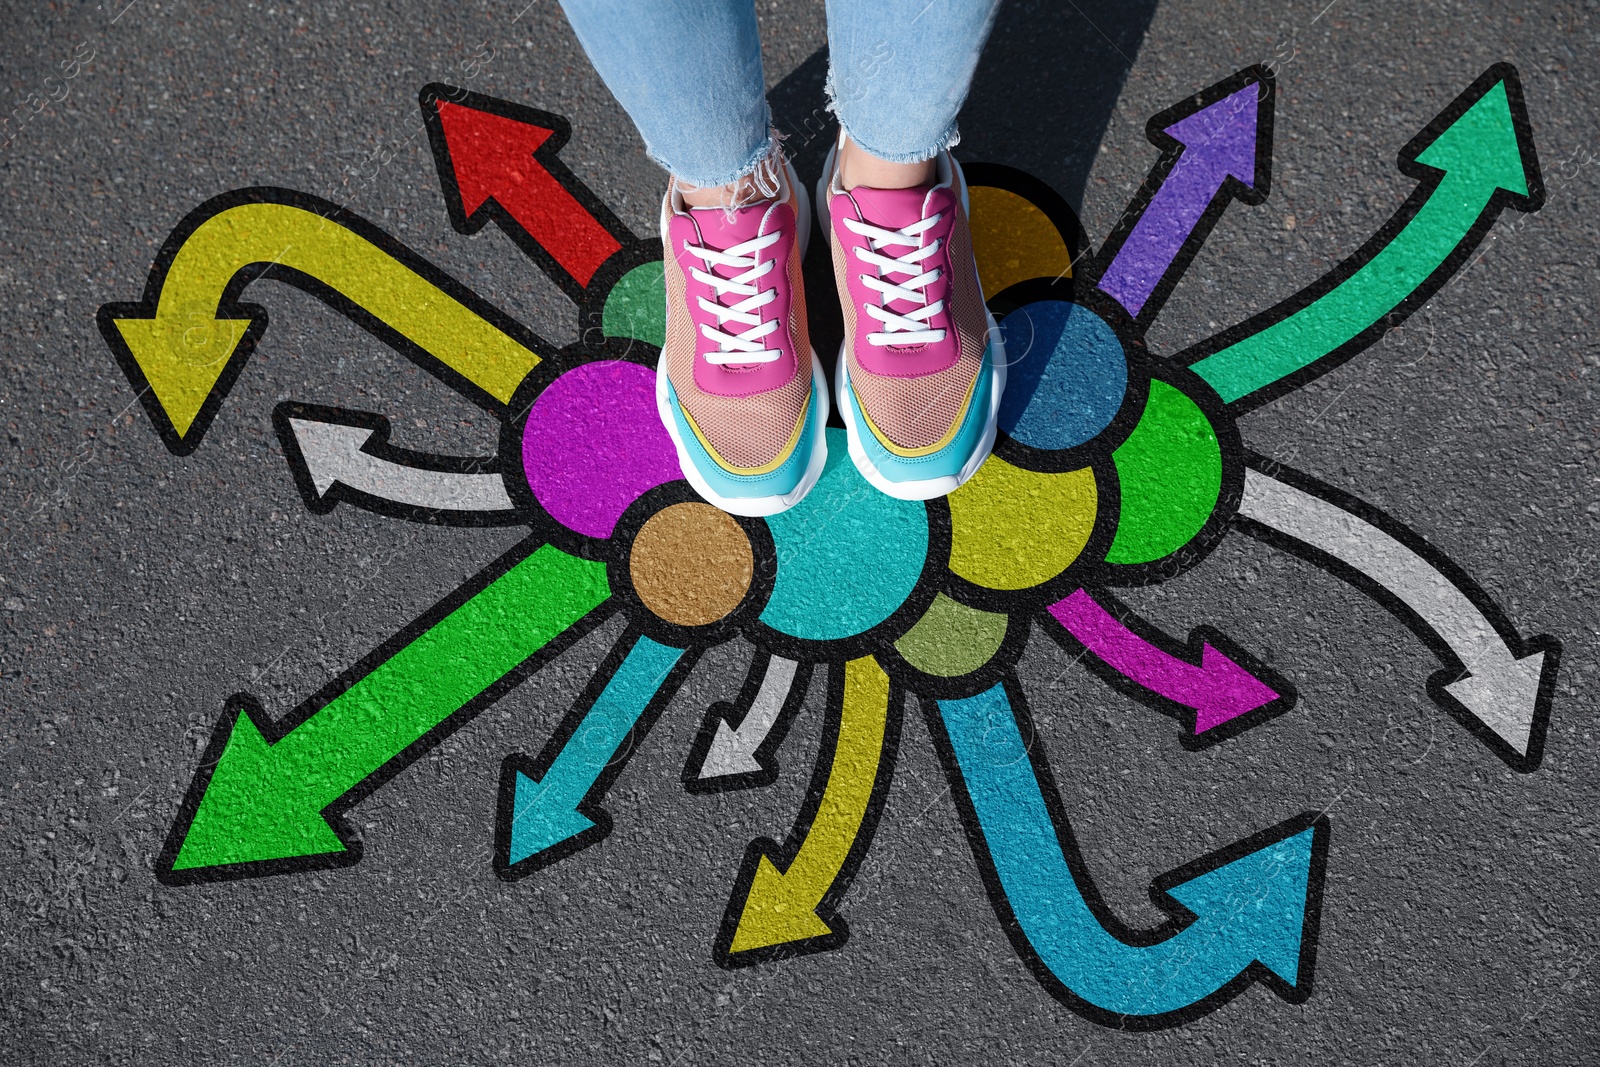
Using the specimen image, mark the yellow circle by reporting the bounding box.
[968,185,1074,300]
[946,456,1097,591]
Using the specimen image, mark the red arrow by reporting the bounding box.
[421,85,627,290]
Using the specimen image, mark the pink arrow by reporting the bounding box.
[1047,589,1281,735]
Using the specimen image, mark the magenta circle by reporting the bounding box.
[521,361,679,539]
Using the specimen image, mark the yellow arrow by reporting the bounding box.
[719,656,895,961]
[98,189,543,454]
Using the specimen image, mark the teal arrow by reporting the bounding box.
[932,682,1327,1027]
[158,541,610,882]
[1187,64,1542,407]
[496,632,687,876]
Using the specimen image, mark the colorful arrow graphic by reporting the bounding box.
[157,541,609,883]
[1235,458,1559,771]
[1095,67,1274,322]
[685,653,808,790]
[930,681,1326,1027]
[496,632,692,877]
[1046,588,1288,741]
[1186,64,1543,408]
[98,189,546,455]
[421,84,631,295]
[111,61,1559,1031]
[274,402,518,524]
[716,657,898,964]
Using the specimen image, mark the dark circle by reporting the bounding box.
[997,300,1128,450]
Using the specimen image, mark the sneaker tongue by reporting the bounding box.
[848,185,934,231]
[684,202,785,368]
[689,203,778,282]
[849,185,948,338]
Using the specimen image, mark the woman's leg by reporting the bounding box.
[557,0,828,515]
[558,0,773,197]
[825,0,1003,187]
[817,0,1006,501]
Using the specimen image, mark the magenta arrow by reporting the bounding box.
[1095,68,1273,322]
[1047,589,1280,735]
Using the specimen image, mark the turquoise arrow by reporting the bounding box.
[496,632,687,876]
[932,682,1327,1026]
[1187,64,1541,407]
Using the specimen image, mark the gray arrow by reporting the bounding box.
[1238,467,1550,757]
[285,415,513,513]
[699,655,801,780]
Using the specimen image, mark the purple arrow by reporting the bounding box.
[1047,589,1281,735]
[1095,70,1273,321]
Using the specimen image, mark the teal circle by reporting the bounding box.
[760,429,929,643]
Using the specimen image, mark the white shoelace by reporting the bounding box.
[683,230,783,365]
[844,213,948,347]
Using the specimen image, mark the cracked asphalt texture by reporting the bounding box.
[2,1,1598,1063]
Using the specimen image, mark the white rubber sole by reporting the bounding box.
[816,142,1003,501]
[656,349,830,518]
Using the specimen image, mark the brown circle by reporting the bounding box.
[629,503,754,627]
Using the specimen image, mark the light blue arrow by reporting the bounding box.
[506,634,684,866]
[936,683,1321,1021]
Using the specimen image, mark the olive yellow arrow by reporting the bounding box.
[716,656,897,964]
[98,188,543,455]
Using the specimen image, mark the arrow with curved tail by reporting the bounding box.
[1045,588,1292,745]
[157,540,609,884]
[274,402,519,525]
[1186,64,1543,409]
[97,188,546,455]
[928,681,1327,1028]
[1236,457,1560,771]
[684,652,810,792]
[421,83,632,296]
[1095,66,1274,323]
[715,657,899,965]
[496,631,695,878]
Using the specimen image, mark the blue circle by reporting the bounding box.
[760,429,929,644]
[997,300,1128,450]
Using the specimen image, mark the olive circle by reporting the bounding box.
[628,502,755,627]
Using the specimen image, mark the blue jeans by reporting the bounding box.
[558,0,1003,187]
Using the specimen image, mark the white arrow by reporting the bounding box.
[280,410,513,514]
[698,655,802,780]
[1237,464,1556,764]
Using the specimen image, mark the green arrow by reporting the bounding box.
[1187,64,1542,407]
[159,541,609,881]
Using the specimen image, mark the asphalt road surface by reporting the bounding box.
[2,1,1598,1063]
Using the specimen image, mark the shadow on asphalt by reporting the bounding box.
[771,0,1159,400]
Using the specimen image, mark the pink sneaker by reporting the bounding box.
[655,153,828,517]
[816,139,1005,500]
